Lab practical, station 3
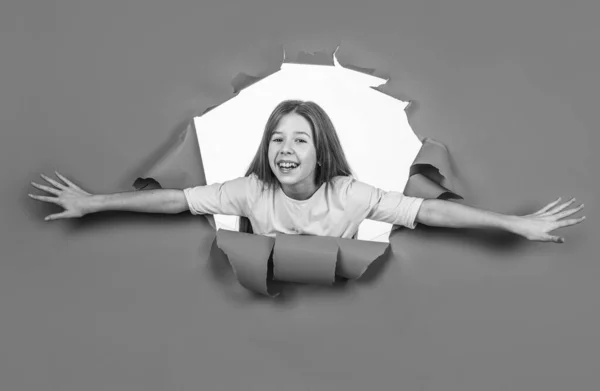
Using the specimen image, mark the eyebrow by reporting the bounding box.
[272,131,311,137]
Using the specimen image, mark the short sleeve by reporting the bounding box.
[345,179,425,229]
[183,176,254,217]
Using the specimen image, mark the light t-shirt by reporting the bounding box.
[183,174,425,239]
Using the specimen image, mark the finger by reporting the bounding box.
[45,212,71,221]
[541,198,576,216]
[54,171,81,190]
[555,215,586,228]
[534,197,562,215]
[30,182,61,196]
[40,173,66,190]
[554,204,584,220]
[28,193,60,204]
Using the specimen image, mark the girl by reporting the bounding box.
[29,100,585,243]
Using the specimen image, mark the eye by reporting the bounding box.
[296,139,307,143]
[272,138,282,142]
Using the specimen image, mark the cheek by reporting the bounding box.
[302,150,317,171]
[308,147,317,162]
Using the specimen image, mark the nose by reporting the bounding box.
[280,139,295,154]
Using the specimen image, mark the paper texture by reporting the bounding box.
[215,229,390,296]
[216,229,275,296]
[131,45,462,295]
[404,136,462,200]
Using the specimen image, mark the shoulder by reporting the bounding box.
[221,174,264,189]
[331,175,376,192]
[186,175,266,199]
[244,173,273,203]
[327,175,379,202]
[246,173,270,192]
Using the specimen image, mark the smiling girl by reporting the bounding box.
[29,100,585,243]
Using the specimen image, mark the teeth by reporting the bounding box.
[278,162,298,169]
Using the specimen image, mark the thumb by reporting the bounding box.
[45,212,72,221]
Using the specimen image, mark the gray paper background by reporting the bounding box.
[3,1,597,390]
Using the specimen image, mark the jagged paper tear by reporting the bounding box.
[216,229,389,297]
[131,45,462,295]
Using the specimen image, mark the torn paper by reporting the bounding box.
[131,44,462,293]
[192,48,424,242]
[404,136,461,200]
[216,229,389,297]
[216,229,275,296]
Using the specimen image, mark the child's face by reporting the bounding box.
[268,113,318,196]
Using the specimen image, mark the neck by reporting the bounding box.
[281,181,319,200]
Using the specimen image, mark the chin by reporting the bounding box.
[277,176,299,185]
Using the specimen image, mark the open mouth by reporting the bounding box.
[277,161,299,173]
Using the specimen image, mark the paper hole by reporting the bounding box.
[194,52,422,242]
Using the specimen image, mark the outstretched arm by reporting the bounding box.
[415,197,586,243]
[29,171,189,220]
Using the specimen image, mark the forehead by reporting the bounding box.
[273,113,312,136]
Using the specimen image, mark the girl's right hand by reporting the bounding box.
[28,171,94,221]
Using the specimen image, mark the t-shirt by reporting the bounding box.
[183,174,424,239]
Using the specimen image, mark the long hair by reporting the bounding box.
[238,100,354,233]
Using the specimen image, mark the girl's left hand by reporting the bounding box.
[512,197,586,243]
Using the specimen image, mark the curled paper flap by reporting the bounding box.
[216,229,390,296]
[131,45,460,201]
[332,44,391,81]
[273,234,339,284]
[216,229,277,297]
[129,43,464,291]
[334,236,389,279]
[231,73,263,95]
[341,63,378,76]
[192,47,418,242]
[132,120,204,191]
[131,121,217,229]
[371,84,410,104]
[404,137,462,200]
[231,65,280,96]
[131,50,283,191]
[200,104,219,116]
[283,47,336,66]
[404,173,456,200]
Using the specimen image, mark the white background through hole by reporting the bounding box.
[193,56,422,242]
